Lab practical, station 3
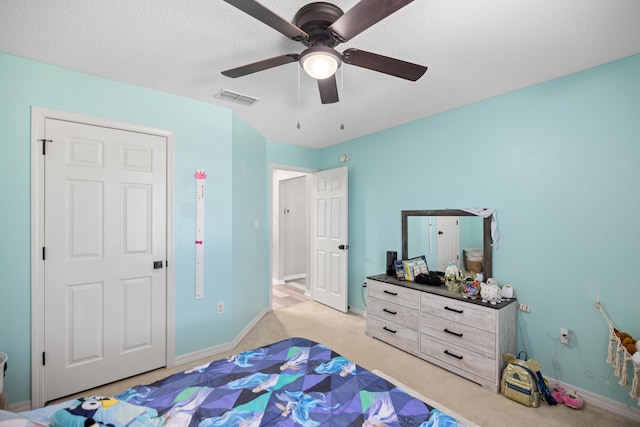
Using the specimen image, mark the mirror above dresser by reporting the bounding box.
[401,209,493,278]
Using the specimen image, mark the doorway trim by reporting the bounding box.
[30,107,176,408]
[269,164,315,308]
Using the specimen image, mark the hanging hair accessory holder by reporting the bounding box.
[594,300,640,406]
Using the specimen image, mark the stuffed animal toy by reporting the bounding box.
[611,328,640,405]
[595,301,640,406]
[50,396,165,427]
[614,328,637,355]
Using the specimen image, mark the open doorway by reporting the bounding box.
[271,167,312,309]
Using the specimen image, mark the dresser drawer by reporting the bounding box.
[420,312,496,358]
[420,334,496,382]
[369,297,419,329]
[420,292,496,332]
[368,279,419,310]
[367,316,418,352]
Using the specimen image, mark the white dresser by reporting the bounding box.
[366,274,517,393]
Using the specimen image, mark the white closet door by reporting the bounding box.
[43,118,167,402]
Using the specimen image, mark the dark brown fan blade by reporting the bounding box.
[318,75,339,104]
[342,48,427,81]
[223,0,308,41]
[222,54,300,78]
[328,0,414,42]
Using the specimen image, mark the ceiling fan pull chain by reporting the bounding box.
[340,65,345,130]
[297,65,301,129]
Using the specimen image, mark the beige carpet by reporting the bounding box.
[54,300,637,426]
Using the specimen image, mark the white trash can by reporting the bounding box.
[0,352,7,393]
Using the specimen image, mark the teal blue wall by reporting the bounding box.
[232,117,268,333]
[319,54,640,407]
[266,139,320,170]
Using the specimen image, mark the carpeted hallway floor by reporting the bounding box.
[52,301,637,426]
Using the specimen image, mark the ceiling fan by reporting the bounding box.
[221,0,428,104]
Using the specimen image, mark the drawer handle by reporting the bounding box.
[383,308,397,315]
[444,306,463,314]
[444,328,463,338]
[383,326,397,334]
[383,290,398,296]
[444,350,463,360]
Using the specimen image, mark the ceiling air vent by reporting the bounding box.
[215,88,260,106]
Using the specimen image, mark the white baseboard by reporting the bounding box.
[547,377,640,423]
[173,341,235,367]
[230,308,270,349]
[349,306,366,317]
[282,281,307,292]
[8,400,32,413]
[283,273,306,282]
[174,308,269,367]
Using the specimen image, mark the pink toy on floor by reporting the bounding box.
[549,384,584,409]
[550,385,565,403]
[562,391,584,409]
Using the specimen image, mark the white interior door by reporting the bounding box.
[310,167,348,313]
[436,216,460,271]
[42,118,167,402]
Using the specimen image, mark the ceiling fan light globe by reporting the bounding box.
[300,49,341,80]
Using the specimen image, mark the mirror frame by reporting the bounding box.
[401,209,492,278]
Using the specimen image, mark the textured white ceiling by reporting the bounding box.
[1,0,639,148]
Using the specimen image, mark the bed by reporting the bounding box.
[17,337,470,426]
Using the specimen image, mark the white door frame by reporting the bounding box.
[269,165,315,306]
[30,107,176,408]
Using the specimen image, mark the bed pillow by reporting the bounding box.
[50,396,165,427]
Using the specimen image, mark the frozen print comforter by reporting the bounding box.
[111,337,467,427]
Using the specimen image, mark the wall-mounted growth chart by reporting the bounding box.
[194,169,207,299]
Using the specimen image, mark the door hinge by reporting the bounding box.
[42,351,46,366]
[39,139,52,155]
[42,246,46,261]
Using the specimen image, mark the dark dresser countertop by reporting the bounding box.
[367,274,517,310]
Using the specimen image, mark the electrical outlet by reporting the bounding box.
[518,303,531,312]
[560,328,572,345]
[217,301,224,314]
